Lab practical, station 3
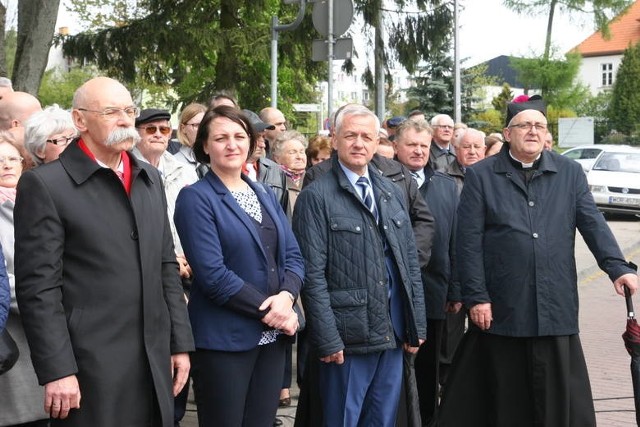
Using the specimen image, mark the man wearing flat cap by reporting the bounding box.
[132,108,198,287]
[438,95,638,426]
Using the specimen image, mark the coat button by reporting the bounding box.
[532,233,539,239]
[130,230,138,240]
[355,226,361,231]
[385,336,390,341]
[528,201,535,207]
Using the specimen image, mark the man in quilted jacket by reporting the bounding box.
[293,104,426,427]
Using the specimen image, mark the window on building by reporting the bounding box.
[351,92,358,100]
[363,91,370,102]
[601,63,613,87]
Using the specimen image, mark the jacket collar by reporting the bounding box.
[59,139,153,187]
[202,170,279,263]
[492,144,558,175]
[331,155,393,200]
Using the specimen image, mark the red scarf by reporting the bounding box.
[78,138,132,195]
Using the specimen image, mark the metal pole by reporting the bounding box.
[327,0,334,119]
[375,3,385,121]
[270,0,307,108]
[454,0,461,123]
[271,16,279,108]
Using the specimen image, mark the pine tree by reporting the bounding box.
[491,84,514,126]
[608,42,640,135]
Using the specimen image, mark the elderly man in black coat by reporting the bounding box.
[438,95,638,427]
[392,118,460,426]
[14,77,194,427]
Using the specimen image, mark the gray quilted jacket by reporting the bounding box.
[293,157,426,357]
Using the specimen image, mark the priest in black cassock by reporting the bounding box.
[438,95,638,427]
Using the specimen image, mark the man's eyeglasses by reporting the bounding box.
[509,122,548,132]
[0,156,23,165]
[77,107,140,120]
[433,125,453,130]
[46,135,75,146]
[138,125,172,136]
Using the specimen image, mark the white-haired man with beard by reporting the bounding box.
[13,77,194,427]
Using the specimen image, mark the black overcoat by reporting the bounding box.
[14,140,194,427]
[457,146,635,337]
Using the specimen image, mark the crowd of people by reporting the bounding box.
[0,75,637,427]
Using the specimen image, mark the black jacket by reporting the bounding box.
[419,167,459,320]
[458,146,635,336]
[293,157,426,357]
[14,141,194,427]
[304,153,435,269]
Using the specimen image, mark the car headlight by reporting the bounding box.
[589,185,608,193]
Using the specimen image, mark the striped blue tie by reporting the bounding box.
[357,176,378,222]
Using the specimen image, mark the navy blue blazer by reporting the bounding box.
[174,171,304,352]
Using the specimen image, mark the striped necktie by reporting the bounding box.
[411,171,423,187]
[357,176,378,222]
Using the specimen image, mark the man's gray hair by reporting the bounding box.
[334,104,380,135]
[272,130,308,158]
[430,114,453,127]
[453,127,486,147]
[25,105,76,166]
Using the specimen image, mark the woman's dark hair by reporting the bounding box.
[193,105,256,165]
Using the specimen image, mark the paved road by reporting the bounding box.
[579,215,640,426]
[180,215,640,427]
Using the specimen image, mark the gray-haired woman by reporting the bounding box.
[25,104,76,166]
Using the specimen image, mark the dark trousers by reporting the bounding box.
[174,375,190,426]
[191,340,286,427]
[439,309,465,385]
[281,342,292,389]
[318,347,403,427]
[415,319,444,426]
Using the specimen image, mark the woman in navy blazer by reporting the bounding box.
[174,106,304,427]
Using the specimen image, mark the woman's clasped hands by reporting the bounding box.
[259,291,299,336]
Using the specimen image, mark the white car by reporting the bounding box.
[587,146,640,216]
[562,144,632,172]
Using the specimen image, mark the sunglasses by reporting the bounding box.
[137,125,172,136]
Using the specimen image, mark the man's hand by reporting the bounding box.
[403,338,425,354]
[445,301,463,314]
[470,303,492,330]
[44,375,81,419]
[259,292,294,330]
[614,273,639,296]
[171,353,191,397]
[176,255,191,279]
[320,350,344,365]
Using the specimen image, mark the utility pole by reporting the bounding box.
[271,0,307,108]
[374,2,385,122]
[453,0,461,123]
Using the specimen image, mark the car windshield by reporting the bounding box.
[592,152,640,173]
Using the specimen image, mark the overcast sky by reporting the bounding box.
[459,0,596,65]
[50,0,599,67]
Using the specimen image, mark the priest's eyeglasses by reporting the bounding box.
[509,122,547,132]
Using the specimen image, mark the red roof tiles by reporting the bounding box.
[572,1,640,57]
